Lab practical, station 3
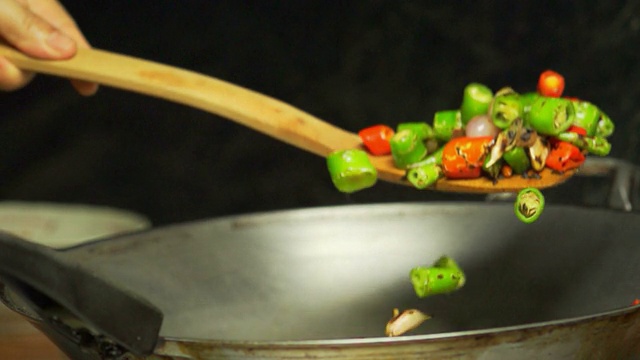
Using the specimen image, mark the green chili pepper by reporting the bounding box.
[433,110,462,143]
[410,255,466,298]
[390,129,428,169]
[502,146,531,174]
[397,122,434,141]
[572,101,600,137]
[460,83,494,125]
[491,94,524,129]
[526,96,575,136]
[409,146,443,168]
[407,162,442,189]
[482,155,502,179]
[596,112,615,138]
[432,255,464,271]
[326,149,377,193]
[557,132,611,156]
[519,92,540,115]
[514,187,545,224]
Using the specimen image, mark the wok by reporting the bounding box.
[0,158,640,359]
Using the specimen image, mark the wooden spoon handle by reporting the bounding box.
[0,44,361,157]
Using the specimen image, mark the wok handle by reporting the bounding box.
[0,231,162,357]
[576,157,639,212]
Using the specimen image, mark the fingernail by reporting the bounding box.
[45,31,75,56]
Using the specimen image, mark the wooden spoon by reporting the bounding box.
[0,44,575,193]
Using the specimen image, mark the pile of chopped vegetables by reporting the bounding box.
[326,70,614,193]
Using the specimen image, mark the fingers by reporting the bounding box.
[0,0,98,95]
[25,0,98,95]
[0,0,77,58]
[70,78,98,96]
[0,54,33,91]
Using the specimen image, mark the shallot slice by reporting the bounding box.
[385,308,431,337]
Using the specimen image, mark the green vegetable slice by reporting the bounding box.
[514,187,545,223]
[410,255,466,298]
[326,149,377,193]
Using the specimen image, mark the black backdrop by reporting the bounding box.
[1,1,638,225]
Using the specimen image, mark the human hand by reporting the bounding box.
[0,0,98,95]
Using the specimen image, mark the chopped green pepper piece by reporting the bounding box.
[491,94,524,129]
[390,129,428,169]
[502,146,531,174]
[482,155,502,179]
[460,83,493,125]
[596,112,615,138]
[557,132,611,156]
[326,149,377,193]
[432,255,464,271]
[397,122,434,140]
[572,101,600,137]
[526,96,575,136]
[408,146,444,168]
[407,162,442,190]
[514,187,545,223]
[410,255,466,298]
[433,110,462,143]
[520,91,540,115]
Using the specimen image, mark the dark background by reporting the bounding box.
[1,1,638,225]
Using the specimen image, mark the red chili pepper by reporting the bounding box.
[632,299,640,306]
[358,124,395,155]
[537,70,565,98]
[442,136,493,179]
[545,141,585,172]
[567,125,587,136]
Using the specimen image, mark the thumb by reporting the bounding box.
[0,0,77,59]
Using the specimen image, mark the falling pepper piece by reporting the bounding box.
[632,299,640,306]
[514,187,545,223]
[410,256,466,298]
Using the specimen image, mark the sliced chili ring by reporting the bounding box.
[514,187,545,224]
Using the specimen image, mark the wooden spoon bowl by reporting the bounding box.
[0,44,575,193]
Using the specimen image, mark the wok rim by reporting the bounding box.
[157,304,640,347]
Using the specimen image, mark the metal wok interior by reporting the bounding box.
[5,202,640,342]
